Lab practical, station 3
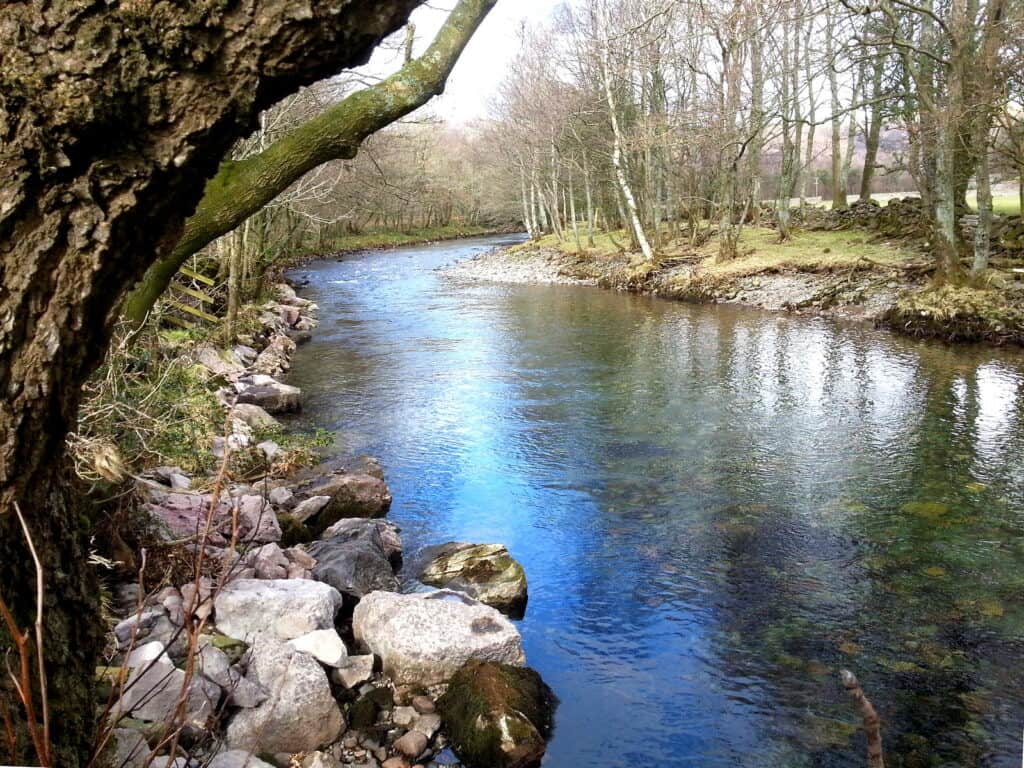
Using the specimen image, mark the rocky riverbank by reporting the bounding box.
[103,283,550,768]
[443,216,1024,346]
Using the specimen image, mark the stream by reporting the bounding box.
[288,234,1024,767]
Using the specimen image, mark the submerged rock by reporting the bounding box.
[417,543,527,616]
[352,590,525,686]
[438,659,555,768]
[214,578,342,643]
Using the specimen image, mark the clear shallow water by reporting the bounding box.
[288,235,1024,767]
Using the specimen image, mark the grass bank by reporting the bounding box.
[504,224,1024,346]
[316,224,513,257]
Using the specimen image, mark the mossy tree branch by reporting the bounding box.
[122,0,496,325]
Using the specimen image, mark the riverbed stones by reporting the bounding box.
[417,543,527,616]
[226,640,345,753]
[438,659,555,768]
[308,520,402,600]
[352,590,525,686]
[214,578,342,643]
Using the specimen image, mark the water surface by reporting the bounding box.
[288,235,1024,767]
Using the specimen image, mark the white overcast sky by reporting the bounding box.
[365,0,563,124]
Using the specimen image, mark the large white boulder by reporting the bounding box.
[352,590,525,686]
[226,640,345,753]
[214,579,342,643]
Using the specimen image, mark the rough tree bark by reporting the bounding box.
[122,0,496,325]
[0,2,428,764]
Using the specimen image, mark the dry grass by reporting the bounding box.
[691,227,914,279]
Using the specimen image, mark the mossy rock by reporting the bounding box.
[438,659,555,768]
[419,542,528,616]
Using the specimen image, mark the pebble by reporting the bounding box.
[394,731,428,760]
[393,705,416,727]
[411,695,435,714]
[413,713,441,739]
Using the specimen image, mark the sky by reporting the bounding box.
[366,0,562,124]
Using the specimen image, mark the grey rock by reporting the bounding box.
[392,706,416,727]
[352,590,525,686]
[292,495,331,524]
[268,486,294,509]
[307,520,401,601]
[295,472,392,529]
[236,375,301,414]
[413,713,441,739]
[208,750,276,768]
[194,344,246,380]
[214,578,342,643]
[111,728,150,768]
[115,654,219,727]
[322,518,402,567]
[252,334,296,377]
[231,403,281,432]
[287,628,348,668]
[226,640,345,753]
[235,494,282,544]
[250,542,290,580]
[331,654,375,689]
[234,344,259,366]
[257,440,284,463]
[114,610,162,647]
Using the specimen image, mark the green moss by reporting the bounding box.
[278,513,311,547]
[438,660,555,768]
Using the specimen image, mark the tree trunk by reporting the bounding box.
[859,53,886,201]
[827,10,848,210]
[0,2,425,764]
[597,2,653,261]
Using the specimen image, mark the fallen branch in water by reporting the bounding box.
[841,669,884,768]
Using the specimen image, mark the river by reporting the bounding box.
[288,234,1024,767]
